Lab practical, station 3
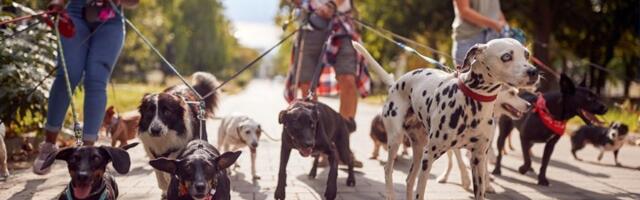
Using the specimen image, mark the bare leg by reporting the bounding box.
[336,75,358,119]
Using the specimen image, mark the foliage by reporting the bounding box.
[0,2,57,133]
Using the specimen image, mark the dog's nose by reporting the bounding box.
[150,127,162,135]
[250,142,258,148]
[77,171,90,182]
[526,68,539,77]
[194,182,207,193]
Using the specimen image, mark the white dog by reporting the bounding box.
[218,114,262,180]
[353,38,539,200]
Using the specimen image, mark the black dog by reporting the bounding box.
[571,122,629,166]
[493,74,608,186]
[275,100,356,200]
[41,143,138,200]
[150,140,241,200]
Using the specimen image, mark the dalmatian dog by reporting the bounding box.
[436,86,534,192]
[218,114,262,180]
[353,38,539,200]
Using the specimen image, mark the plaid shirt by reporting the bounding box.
[284,14,371,103]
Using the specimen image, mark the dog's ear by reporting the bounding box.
[256,125,262,138]
[149,158,178,174]
[559,73,576,95]
[460,44,487,73]
[40,147,75,170]
[278,110,287,124]
[99,146,132,174]
[120,142,139,150]
[106,106,115,115]
[215,151,242,170]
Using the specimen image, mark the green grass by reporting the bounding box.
[69,83,165,121]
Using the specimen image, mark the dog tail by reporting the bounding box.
[352,41,395,86]
[192,72,220,116]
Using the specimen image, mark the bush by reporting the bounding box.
[1,3,57,134]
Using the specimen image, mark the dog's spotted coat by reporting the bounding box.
[353,38,539,200]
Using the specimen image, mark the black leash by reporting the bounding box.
[201,28,300,99]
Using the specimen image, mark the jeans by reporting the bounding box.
[452,29,500,67]
[44,0,124,142]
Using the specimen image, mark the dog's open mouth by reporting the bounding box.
[502,103,523,118]
[579,109,604,125]
[298,147,314,157]
[72,181,93,199]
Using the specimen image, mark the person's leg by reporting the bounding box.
[35,14,90,174]
[82,19,125,144]
[336,74,357,119]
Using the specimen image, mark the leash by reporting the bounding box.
[0,10,58,26]
[201,29,300,99]
[351,18,451,72]
[53,14,83,146]
[261,129,281,142]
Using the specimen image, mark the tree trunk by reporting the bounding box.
[531,0,554,91]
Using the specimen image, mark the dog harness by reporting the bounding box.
[534,94,567,135]
[457,79,497,102]
[64,181,113,200]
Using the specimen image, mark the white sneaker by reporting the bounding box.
[33,142,58,175]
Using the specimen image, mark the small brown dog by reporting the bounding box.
[102,106,140,148]
[369,114,411,160]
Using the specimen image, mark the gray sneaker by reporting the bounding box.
[33,142,58,175]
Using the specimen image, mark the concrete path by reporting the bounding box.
[1,79,639,200]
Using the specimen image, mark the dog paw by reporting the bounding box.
[324,190,337,200]
[274,188,286,200]
[369,156,377,160]
[518,165,531,175]
[537,179,550,186]
[436,175,447,183]
[615,162,622,167]
[485,184,496,194]
[308,172,317,179]
[346,176,356,187]
[252,175,261,180]
[491,168,501,176]
[574,157,583,162]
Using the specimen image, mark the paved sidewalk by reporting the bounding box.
[1,79,640,200]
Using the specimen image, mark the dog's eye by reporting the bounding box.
[524,51,530,60]
[163,110,172,116]
[93,155,100,162]
[500,53,512,62]
[245,131,251,134]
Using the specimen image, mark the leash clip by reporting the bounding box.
[197,101,206,121]
[73,122,83,146]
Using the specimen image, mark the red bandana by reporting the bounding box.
[179,183,213,200]
[534,94,567,135]
[457,79,497,102]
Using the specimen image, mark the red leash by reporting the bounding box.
[1,9,75,38]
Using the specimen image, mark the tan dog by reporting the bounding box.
[102,106,141,148]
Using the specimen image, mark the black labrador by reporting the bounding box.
[41,143,138,200]
[275,100,356,200]
[493,74,608,186]
[150,140,241,200]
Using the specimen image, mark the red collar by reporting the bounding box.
[534,94,567,135]
[457,79,497,102]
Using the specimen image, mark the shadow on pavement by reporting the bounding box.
[494,166,639,200]
[230,172,269,200]
[8,178,46,200]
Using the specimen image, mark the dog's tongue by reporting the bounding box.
[580,110,604,125]
[73,185,92,199]
[299,148,313,157]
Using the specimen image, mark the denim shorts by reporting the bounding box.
[452,29,500,67]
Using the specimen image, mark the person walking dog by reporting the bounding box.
[33,0,138,175]
[284,0,370,167]
[451,0,507,66]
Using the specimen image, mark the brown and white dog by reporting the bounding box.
[369,114,411,160]
[138,72,219,195]
[101,106,141,148]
